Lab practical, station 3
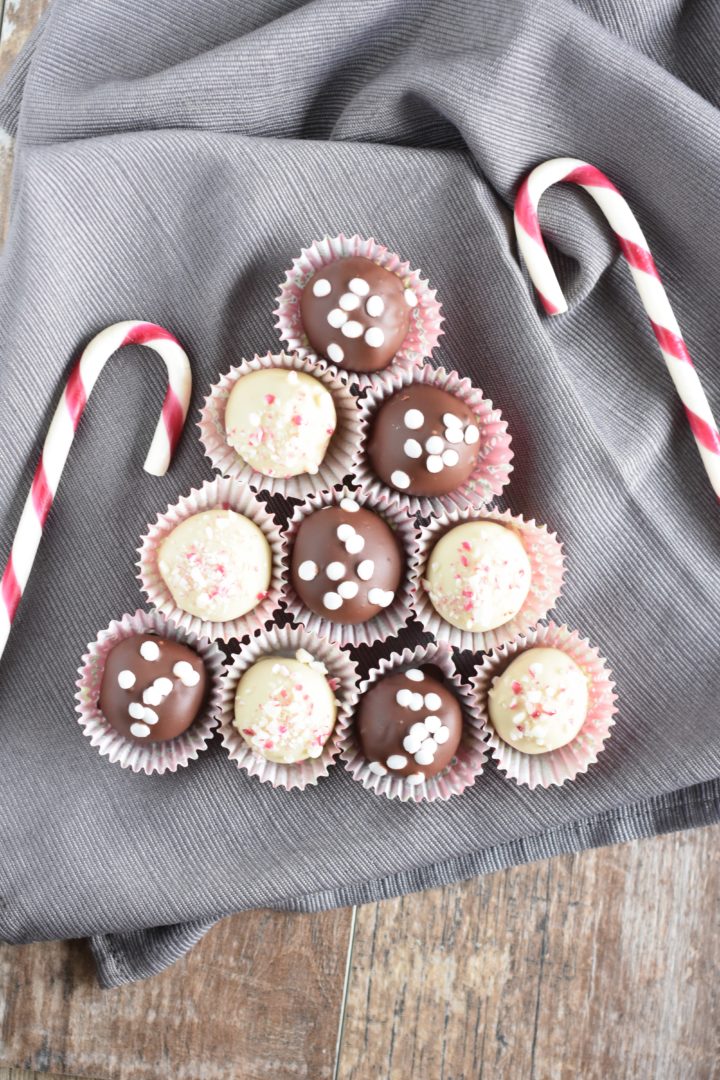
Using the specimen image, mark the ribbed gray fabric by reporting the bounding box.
[1,0,719,988]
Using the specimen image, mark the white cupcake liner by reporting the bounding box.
[282,486,418,648]
[472,621,618,789]
[218,625,359,790]
[137,477,285,643]
[410,506,565,652]
[274,233,444,388]
[74,608,224,775]
[353,363,514,515]
[198,350,360,498]
[339,642,487,802]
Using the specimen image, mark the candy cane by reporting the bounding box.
[0,320,192,660]
[514,157,720,500]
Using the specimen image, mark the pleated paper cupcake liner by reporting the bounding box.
[338,642,487,802]
[198,350,360,498]
[281,486,418,648]
[137,477,285,643]
[353,362,514,516]
[274,233,444,388]
[472,622,618,789]
[75,609,224,775]
[410,506,565,652]
[218,625,359,790]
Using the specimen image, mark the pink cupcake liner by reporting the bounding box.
[218,625,359,790]
[74,609,224,775]
[410,506,565,652]
[198,350,360,499]
[274,233,444,388]
[472,621,618,789]
[338,642,487,802]
[137,477,285,643]
[353,363,514,516]
[282,486,418,648]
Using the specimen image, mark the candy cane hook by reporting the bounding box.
[514,157,720,501]
[0,320,192,660]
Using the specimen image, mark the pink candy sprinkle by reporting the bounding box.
[264,740,274,750]
[460,556,469,567]
[242,728,255,736]
[292,414,302,426]
[265,393,276,405]
[511,680,523,694]
[462,541,471,551]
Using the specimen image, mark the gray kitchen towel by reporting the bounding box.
[1,0,718,989]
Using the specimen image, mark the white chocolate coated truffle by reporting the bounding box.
[233,654,337,763]
[225,368,336,478]
[424,521,531,632]
[488,647,589,754]
[159,508,271,622]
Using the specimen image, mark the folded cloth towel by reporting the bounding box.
[1,0,718,988]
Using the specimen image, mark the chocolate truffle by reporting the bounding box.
[99,633,207,743]
[357,667,463,784]
[225,367,336,479]
[489,647,589,754]
[300,256,416,373]
[368,383,480,497]
[159,508,272,623]
[424,521,531,632]
[290,497,403,623]
[233,649,337,763]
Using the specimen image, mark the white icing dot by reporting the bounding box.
[409,692,425,712]
[298,560,318,581]
[338,580,359,599]
[465,424,480,444]
[327,342,344,364]
[140,640,160,662]
[386,754,408,770]
[154,677,173,697]
[442,449,460,467]
[327,308,347,328]
[424,715,442,733]
[426,455,444,473]
[396,688,413,707]
[128,702,145,720]
[339,292,361,311]
[287,370,299,384]
[336,523,355,542]
[349,277,370,296]
[368,761,387,776]
[117,670,136,690]
[365,295,385,317]
[390,470,411,489]
[404,288,418,307]
[312,278,331,297]
[404,409,424,429]
[406,669,424,682]
[435,725,450,744]
[341,320,364,338]
[345,533,365,555]
[130,722,151,739]
[356,559,375,581]
[409,722,429,740]
[403,438,422,459]
[248,412,261,426]
[143,707,160,725]
[143,686,162,707]
[414,746,435,766]
[406,773,426,786]
[322,592,343,611]
[425,692,442,711]
[364,326,385,348]
[340,498,359,513]
[173,660,199,687]
[403,733,423,754]
[445,427,464,444]
[368,588,394,607]
[326,561,346,581]
[444,412,462,428]
[425,435,444,454]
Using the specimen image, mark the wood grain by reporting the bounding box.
[338,827,720,1080]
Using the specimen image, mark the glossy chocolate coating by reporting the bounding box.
[367,383,480,497]
[300,256,414,373]
[99,633,207,744]
[290,500,404,624]
[357,667,463,780]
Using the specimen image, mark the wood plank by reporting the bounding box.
[0,908,352,1080]
[0,1071,99,1080]
[338,827,720,1079]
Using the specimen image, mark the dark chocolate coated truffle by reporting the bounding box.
[367,383,480,497]
[357,667,463,782]
[290,497,403,624]
[300,256,416,373]
[99,633,207,743]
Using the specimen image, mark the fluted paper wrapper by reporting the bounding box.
[410,506,565,652]
[218,625,359,790]
[75,609,224,775]
[472,622,618,789]
[198,351,359,498]
[339,642,487,802]
[353,363,513,515]
[282,487,418,647]
[274,233,444,388]
[138,477,285,643]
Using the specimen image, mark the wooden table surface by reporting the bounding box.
[1,4,719,1079]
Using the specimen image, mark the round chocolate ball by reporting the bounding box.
[367,384,480,497]
[99,633,207,743]
[290,497,404,624]
[357,667,463,783]
[300,256,417,373]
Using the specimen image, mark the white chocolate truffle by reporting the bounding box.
[158,508,271,623]
[424,521,531,632]
[233,655,337,763]
[224,368,336,479]
[488,647,589,754]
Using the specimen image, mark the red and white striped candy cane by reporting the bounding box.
[514,157,720,500]
[0,320,192,660]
